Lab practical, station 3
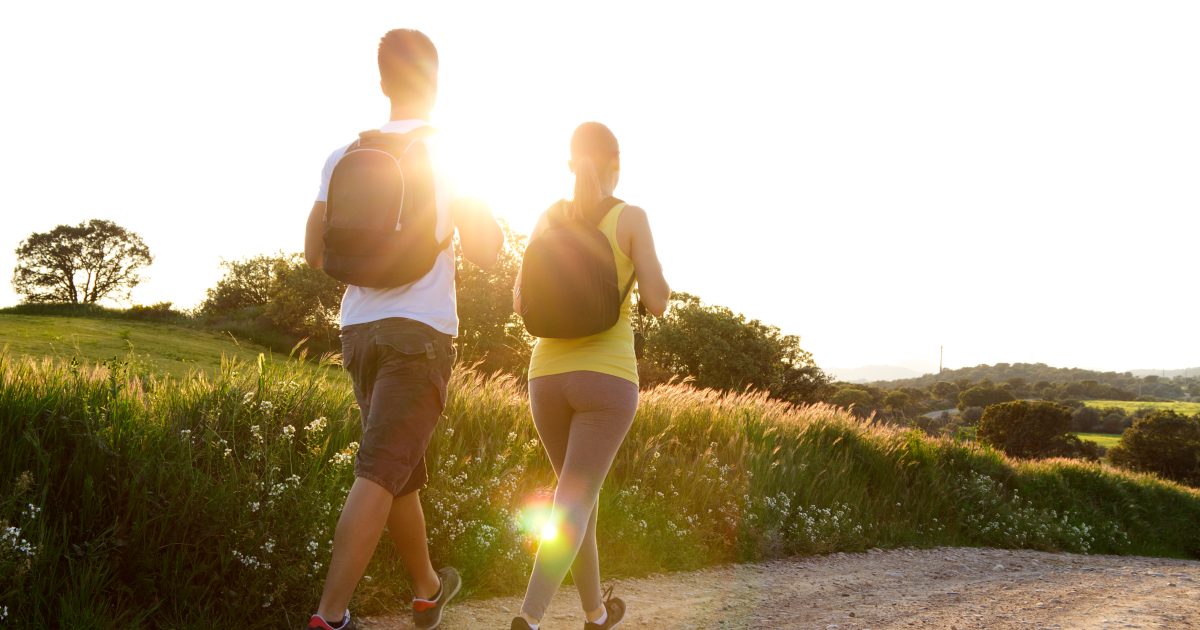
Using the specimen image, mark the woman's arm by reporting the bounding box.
[619,206,670,316]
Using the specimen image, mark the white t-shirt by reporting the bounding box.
[316,120,458,335]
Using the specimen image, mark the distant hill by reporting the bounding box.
[0,313,314,378]
[830,365,924,383]
[1130,368,1200,378]
[872,362,1173,391]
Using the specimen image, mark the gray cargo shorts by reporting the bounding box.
[340,317,455,497]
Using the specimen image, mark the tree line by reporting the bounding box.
[9,219,833,406]
[11,219,1200,487]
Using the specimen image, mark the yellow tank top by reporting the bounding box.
[528,201,638,385]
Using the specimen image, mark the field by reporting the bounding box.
[2,320,1199,627]
[1083,399,1200,416]
[0,314,308,379]
[1072,432,1123,449]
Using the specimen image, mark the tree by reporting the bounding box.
[957,385,1016,411]
[977,400,1097,460]
[201,253,344,353]
[831,387,875,416]
[884,390,911,414]
[642,293,830,404]
[930,381,960,403]
[1108,410,1200,486]
[454,223,532,375]
[13,219,152,304]
[1071,406,1101,432]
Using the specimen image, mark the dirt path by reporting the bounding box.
[361,547,1200,629]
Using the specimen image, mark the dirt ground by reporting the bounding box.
[361,547,1200,629]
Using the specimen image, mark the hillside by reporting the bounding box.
[0,313,304,378]
[872,362,1192,400]
[3,346,1199,627]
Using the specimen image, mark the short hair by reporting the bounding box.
[378,29,438,103]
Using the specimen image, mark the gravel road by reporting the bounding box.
[361,547,1200,629]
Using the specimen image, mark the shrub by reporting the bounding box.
[124,302,184,322]
[977,401,1079,459]
[957,385,1015,411]
[1109,410,1200,486]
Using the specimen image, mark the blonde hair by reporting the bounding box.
[569,122,619,221]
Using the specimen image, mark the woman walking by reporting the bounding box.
[511,122,670,630]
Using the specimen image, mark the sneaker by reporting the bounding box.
[413,566,463,629]
[307,611,356,630]
[510,617,535,630]
[583,585,625,630]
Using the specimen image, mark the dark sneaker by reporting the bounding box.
[307,611,356,630]
[510,617,535,630]
[413,566,462,629]
[583,585,625,630]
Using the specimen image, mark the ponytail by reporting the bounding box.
[570,156,602,221]
[568,122,619,222]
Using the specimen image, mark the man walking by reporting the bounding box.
[302,28,503,630]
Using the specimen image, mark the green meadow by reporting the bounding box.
[1083,399,1200,416]
[1,320,1198,627]
[0,314,311,379]
[1072,432,1123,449]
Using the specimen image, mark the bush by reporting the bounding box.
[977,401,1082,459]
[957,385,1015,411]
[200,254,344,355]
[1109,410,1200,486]
[961,406,984,424]
[124,302,184,322]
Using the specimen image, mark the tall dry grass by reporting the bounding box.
[1,351,1197,628]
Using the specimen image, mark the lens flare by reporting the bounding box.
[517,492,559,548]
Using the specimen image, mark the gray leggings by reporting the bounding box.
[521,371,639,620]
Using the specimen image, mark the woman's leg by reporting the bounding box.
[572,501,604,616]
[520,372,638,622]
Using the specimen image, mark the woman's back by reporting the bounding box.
[528,199,638,385]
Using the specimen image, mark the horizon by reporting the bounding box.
[2,1,1197,373]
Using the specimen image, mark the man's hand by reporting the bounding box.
[453,197,503,270]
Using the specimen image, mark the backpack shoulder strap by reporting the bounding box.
[353,126,436,157]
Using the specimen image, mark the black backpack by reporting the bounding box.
[322,128,451,288]
[516,197,635,339]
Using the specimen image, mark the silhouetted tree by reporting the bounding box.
[13,219,152,304]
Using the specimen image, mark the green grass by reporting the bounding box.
[1083,399,1200,416]
[2,343,1199,627]
[1073,432,1123,449]
[0,314,309,379]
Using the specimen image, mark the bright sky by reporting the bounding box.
[2,1,1197,374]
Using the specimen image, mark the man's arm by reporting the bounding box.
[305,201,326,269]
[452,196,503,270]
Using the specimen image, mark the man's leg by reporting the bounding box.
[317,476,394,621]
[386,489,440,599]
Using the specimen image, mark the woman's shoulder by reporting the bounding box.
[616,203,651,229]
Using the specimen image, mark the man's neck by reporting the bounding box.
[389,103,430,122]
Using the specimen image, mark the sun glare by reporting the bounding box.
[516,494,560,545]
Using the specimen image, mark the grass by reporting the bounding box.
[2,349,1199,627]
[1073,432,1123,449]
[1083,399,1200,416]
[0,314,310,379]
